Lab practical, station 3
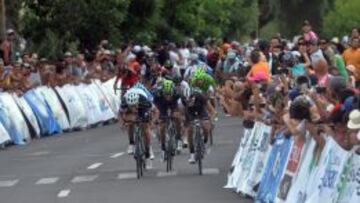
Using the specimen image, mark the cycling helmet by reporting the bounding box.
[125,91,140,106]
[162,80,175,95]
[193,68,206,81]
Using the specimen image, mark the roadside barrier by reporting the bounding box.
[0,78,121,147]
[224,122,360,203]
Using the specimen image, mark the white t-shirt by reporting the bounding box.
[310,49,325,67]
[179,48,190,69]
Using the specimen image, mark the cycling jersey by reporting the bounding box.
[153,87,182,120]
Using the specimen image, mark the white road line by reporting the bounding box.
[36,177,59,185]
[110,152,125,158]
[87,162,103,170]
[203,168,220,175]
[117,173,137,180]
[57,189,71,198]
[156,171,178,178]
[71,175,98,183]
[0,180,19,187]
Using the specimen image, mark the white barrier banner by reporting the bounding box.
[0,93,30,142]
[237,123,272,196]
[336,152,360,203]
[35,87,70,130]
[75,84,102,125]
[12,94,41,138]
[55,85,88,128]
[89,81,116,121]
[0,122,11,145]
[275,133,309,203]
[306,137,351,203]
[284,137,317,203]
[224,128,254,189]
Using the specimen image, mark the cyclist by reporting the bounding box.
[119,85,154,169]
[185,69,216,163]
[184,54,213,81]
[153,79,182,161]
[191,69,217,118]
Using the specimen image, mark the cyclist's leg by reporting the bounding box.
[200,110,211,144]
[158,105,169,152]
[138,108,151,159]
[185,108,195,154]
[122,112,136,154]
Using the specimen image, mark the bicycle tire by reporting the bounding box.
[166,122,176,172]
[195,125,203,175]
[209,129,213,146]
[135,125,145,179]
[135,126,142,179]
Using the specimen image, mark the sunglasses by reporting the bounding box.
[298,42,305,46]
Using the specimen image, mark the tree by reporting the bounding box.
[323,0,360,38]
[21,0,129,59]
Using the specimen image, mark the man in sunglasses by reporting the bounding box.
[319,38,336,67]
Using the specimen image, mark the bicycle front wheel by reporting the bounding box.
[195,125,203,175]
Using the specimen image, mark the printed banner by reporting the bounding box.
[24,90,61,135]
[238,123,272,197]
[0,93,26,145]
[275,132,309,203]
[336,152,360,203]
[35,87,70,130]
[0,121,11,145]
[55,85,88,128]
[12,94,41,138]
[225,127,254,189]
[255,132,293,203]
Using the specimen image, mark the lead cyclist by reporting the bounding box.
[184,68,217,163]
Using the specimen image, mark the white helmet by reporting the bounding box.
[125,91,140,106]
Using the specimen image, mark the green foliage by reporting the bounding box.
[7,0,355,60]
[20,0,129,59]
[323,0,360,37]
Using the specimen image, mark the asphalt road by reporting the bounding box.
[0,116,252,203]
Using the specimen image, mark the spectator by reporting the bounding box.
[302,20,318,42]
[74,53,88,79]
[63,51,75,75]
[0,29,16,65]
[319,38,336,67]
[342,37,360,86]
[247,50,270,81]
[350,27,360,39]
[27,62,42,87]
[100,50,115,75]
[307,39,325,68]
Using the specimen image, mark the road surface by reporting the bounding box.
[0,116,252,203]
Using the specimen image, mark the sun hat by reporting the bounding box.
[64,51,72,57]
[348,109,360,129]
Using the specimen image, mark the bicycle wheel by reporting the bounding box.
[135,126,144,179]
[166,123,175,172]
[195,125,203,175]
